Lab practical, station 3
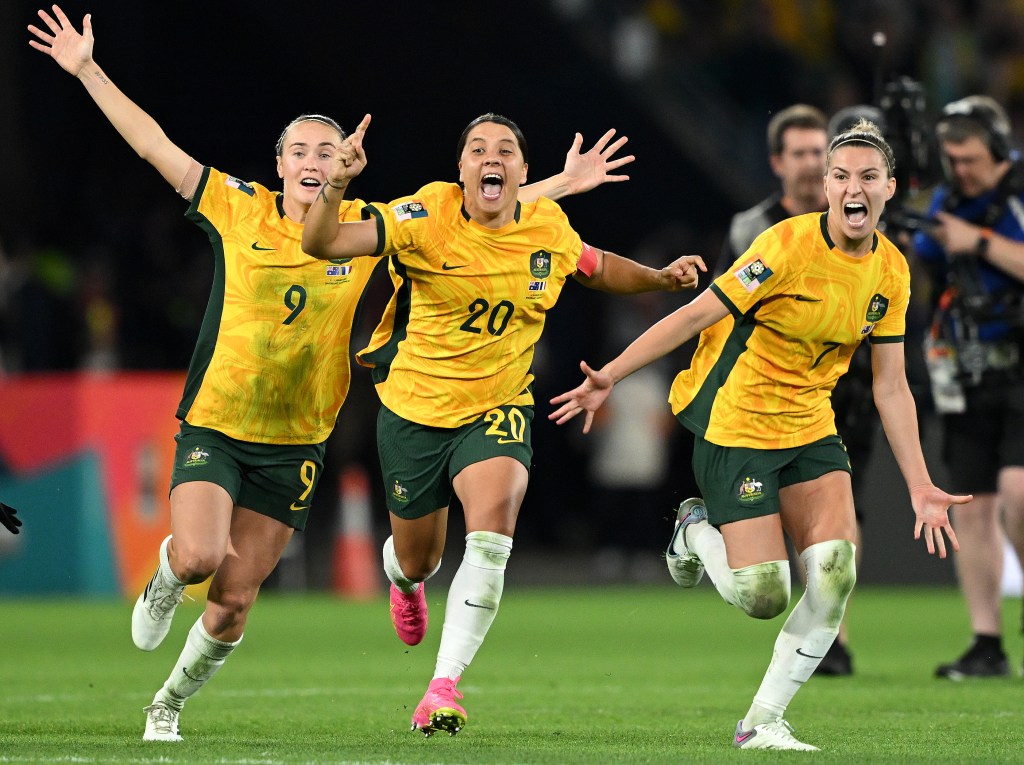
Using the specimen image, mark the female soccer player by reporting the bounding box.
[301,113,705,735]
[29,4,635,742]
[550,120,971,751]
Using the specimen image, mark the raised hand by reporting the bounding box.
[910,483,971,558]
[326,113,371,190]
[561,129,635,195]
[28,5,93,77]
[659,255,707,291]
[548,361,615,434]
[0,501,22,535]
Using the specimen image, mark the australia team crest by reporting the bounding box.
[529,250,552,279]
[865,293,889,323]
[737,476,764,502]
[183,447,211,469]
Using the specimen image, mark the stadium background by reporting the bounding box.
[2,0,1023,595]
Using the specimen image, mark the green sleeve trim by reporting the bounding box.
[361,204,386,257]
[869,334,904,344]
[184,166,213,223]
[710,283,742,318]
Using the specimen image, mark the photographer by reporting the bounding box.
[913,95,1024,679]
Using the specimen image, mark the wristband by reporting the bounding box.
[324,178,347,190]
[976,227,993,257]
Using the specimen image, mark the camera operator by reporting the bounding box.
[912,95,1024,679]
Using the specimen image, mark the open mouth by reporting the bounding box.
[300,178,322,190]
[844,202,867,227]
[481,173,504,201]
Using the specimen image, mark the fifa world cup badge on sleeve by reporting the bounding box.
[735,258,773,292]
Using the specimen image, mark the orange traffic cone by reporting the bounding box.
[332,465,380,599]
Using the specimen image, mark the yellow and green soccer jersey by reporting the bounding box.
[670,212,910,450]
[178,167,380,444]
[356,182,584,427]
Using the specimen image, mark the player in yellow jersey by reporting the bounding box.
[30,6,636,743]
[552,121,972,751]
[302,113,705,735]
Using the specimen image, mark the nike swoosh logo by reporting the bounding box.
[252,242,276,251]
[182,667,202,682]
[442,263,467,270]
[289,503,309,512]
[464,599,494,610]
[735,730,755,743]
[795,648,825,659]
[794,295,822,302]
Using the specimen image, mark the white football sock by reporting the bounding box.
[152,616,241,711]
[161,537,186,588]
[434,531,512,680]
[382,535,441,594]
[744,539,856,729]
[685,518,790,617]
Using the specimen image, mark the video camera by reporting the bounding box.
[879,77,940,235]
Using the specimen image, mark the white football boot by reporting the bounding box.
[132,536,185,650]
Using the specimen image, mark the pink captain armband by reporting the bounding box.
[577,242,598,277]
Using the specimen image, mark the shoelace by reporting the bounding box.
[147,586,185,618]
[394,594,423,626]
[144,704,178,734]
[431,679,463,702]
[767,718,801,742]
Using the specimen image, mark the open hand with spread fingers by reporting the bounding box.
[28,4,93,77]
[548,361,615,434]
[910,483,971,558]
[561,129,636,195]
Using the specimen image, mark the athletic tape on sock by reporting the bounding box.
[464,531,513,570]
[382,535,441,592]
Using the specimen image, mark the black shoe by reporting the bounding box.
[815,640,853,676]
[935,642,1010,679]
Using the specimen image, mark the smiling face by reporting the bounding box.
[824,143,896,255]
[458,121,528,228]
[276,120,344,220]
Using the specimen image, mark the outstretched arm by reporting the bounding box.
[519,129,635,203]
[871,341,970,558]
[549,288,729,432]
[575,249,707,293]
[28,5,194,195]
[302,114,379,259]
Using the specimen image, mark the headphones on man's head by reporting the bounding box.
[937,95,1013,162]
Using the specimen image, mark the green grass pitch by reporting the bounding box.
[1,585,1022,763]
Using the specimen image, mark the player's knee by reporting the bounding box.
[169,539,222,582]
[205,586,259,632]
[804,539,857,607]
[733,560,791,619]
[400,556,443,582]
